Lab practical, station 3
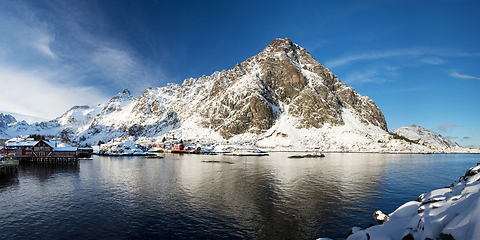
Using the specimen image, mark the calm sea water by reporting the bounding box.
[0,153,478,240]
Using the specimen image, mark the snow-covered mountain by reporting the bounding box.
[1,105,103,140]
[0,38,475,153]
[73,38,389,148]
[391,124,461,149]
[0,113,16,129]
[0,129,10,140]
[0,113,15,139]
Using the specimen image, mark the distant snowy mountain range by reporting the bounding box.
[0,38,476,153]
[391,124,461,149]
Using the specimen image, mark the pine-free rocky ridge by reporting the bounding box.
[0,38,478,153]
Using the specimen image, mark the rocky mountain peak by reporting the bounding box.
[264,38,299,53]
[110,89,135,103]
[186,38,389,138]
[0,113,17,129]
[55,105,101,126]
[0,38,390,147]
[95,89,137,118]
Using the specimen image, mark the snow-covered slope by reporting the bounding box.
[0,113,15,139]
[344,164,480,240]
[0,130,10,140]
[0,38,475,153]
[2,104,103,141]
[391,124,461,150]
[70,38,391,148]
[0,113,16,129]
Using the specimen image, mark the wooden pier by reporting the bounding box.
[0,160,19,176]
[10,156,79,164]
[2,139,88,165]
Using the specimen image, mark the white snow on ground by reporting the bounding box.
[392,124,461,150]
[2,95,479,153]
[254,109,480,154]
[340,164,480,240]
[0,130,10,140]
[98,136,151,156]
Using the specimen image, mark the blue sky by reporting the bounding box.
[0,0,478,147]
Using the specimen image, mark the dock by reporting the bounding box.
[0,160,19,176]
[1,139,89,164]
[10,156,79,164]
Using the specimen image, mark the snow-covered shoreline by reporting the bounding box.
[320,163,480,240]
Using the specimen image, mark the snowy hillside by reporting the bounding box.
[70,38,391,148]
[391,124,461,150]
[343,164,480,240]
[0,130,10,140]
[0,38,477,153]
[1,105,103,141]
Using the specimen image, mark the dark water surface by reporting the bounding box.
[0,153,478,239]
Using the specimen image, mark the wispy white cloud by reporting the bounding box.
[0,1,57,60]
[32,32,56,59]
[323,47,479,86]
[0,0,164,122]
[431,124,459,133]
[90,46,158,94]
[343,65,398,84]
[449,71,480,80]
[421,57,445,65]
[324,47,477,68]
[0,66,110,121]
[324,49,419,68]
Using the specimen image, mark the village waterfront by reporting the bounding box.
[0,153,478,239]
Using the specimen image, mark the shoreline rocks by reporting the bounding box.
[343,163,480,240]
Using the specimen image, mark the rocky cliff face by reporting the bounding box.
[0,113,17,130]
[1,38,389,147]
[107,38,386,140]
[0,113,16,139]
[183,38,387,139]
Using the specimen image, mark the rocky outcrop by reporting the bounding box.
[190,38,388,139]
[1,38,390,145]
[391,124,459,149]
[0,113,17,129]
[345,164,480,240]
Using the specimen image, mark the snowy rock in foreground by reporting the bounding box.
[345,164,480,240]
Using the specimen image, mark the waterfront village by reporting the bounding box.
[1,135,480,239]
[0,134,270,175]
[0,134,269,161]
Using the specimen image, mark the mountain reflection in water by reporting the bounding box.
[0,153,477,240]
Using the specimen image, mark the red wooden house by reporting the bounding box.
[3,139,80,162]
[172,144,185,151]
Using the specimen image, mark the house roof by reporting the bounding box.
[41,140,56,148]
[53,147,78,152]
[6,140,38,147]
